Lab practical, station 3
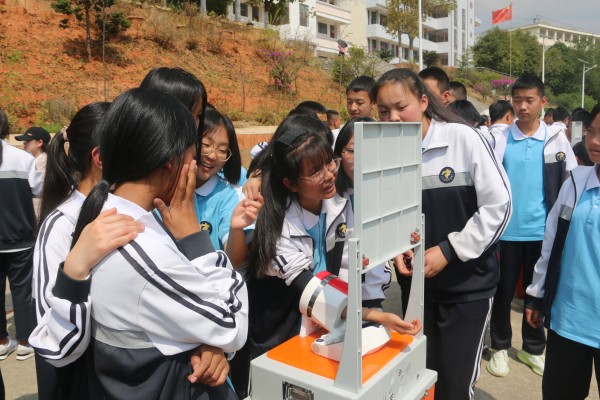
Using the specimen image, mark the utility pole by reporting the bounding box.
[579,59,598,108]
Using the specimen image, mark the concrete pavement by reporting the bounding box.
[2,278,599,399]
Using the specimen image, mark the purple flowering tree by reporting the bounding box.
[491,78,515,100]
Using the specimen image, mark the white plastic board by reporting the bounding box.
[353,122,422,270]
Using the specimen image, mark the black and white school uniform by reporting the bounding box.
[32,193,248,399]
[421,119,512,400]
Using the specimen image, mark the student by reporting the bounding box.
[543,108,555,125]
[525,103,600,400]
[375,68,511,400]
[418,66,451,105]
[293,101,328,124]
[346,76,376,119]
[488,100,516,151]
[66,88,247,399]
[194,107,261,268]
[247,114,420,357]
[326,109,340,131]
[30,102,116,400]
[449,81,467,102]
[570,110,593,166]
[15,127,51,175]
[488,74,576,379]
[0,109,43,363]
[448,100,494,147]
[551,106,570,138]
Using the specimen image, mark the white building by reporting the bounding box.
[228,0,479,66]
[508,18,600,47]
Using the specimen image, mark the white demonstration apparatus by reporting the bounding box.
[247,122,436,400]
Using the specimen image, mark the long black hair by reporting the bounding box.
[71,88,198,247]
[39,102,110,226]
[333,117,375,195]
[140,66,208,133]
[373,68,461,123]
[203,108,242,185]
[0,108,8,167]
[249,115,335,278]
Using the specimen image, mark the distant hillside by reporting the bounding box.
[0,0,343,131]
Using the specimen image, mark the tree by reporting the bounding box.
[332,47,379,87]
[246,0,299,28]
[472,27,540,77]
[385,0,456,62]
[51,0,129,61]
[423,50,439,67]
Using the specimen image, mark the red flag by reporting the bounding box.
[492,5,512,24]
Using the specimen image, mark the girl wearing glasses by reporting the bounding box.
[247,114,420,361]
[194,108,263,268]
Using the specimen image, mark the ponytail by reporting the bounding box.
[38,102,110,227]
[70,180,110,248]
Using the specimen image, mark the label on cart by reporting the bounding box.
[282,382,314,400]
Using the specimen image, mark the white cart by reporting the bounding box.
[248,122,436,400]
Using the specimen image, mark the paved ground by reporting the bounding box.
[2,278,599,399]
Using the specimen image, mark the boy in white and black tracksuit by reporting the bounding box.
[422,118,512,399]
[0,138,43,357]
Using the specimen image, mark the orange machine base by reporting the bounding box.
[267,331,414,383]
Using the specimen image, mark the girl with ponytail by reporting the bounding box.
[68,88,246,400]
[30,102,145,400]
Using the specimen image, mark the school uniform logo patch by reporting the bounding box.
[336,223,347,238]
[439,167,455,183]
[200,221,212,234]
[556,151,566,161]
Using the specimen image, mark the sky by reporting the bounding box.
[475,0,600,36]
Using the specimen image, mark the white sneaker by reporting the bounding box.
[487,349,509,377]
[0,338,17,360]
[517,349,545,376]
[16,344,34,361]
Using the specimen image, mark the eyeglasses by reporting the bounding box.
[585,127,600,136]
[341,148,354,164]
[200,142,232,162]
[301,158,341,185]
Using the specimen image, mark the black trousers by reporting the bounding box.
[543,329,600,400]
[490,241,546,354]
[425,298,492,400]
[0,250,33,341]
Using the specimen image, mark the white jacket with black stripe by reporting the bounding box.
[422,119,512,302]
[30,193,248,398]
[270,194,391,307]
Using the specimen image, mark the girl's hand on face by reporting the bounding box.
[154,160,200,240]
[230,194,264,230]
[64,208,144,280]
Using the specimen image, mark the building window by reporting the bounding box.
[454,28,458,49]
[462,32,466,51]
[330,25,336,39]
[454,10,457,27]
[240,3,248,17]
[371,39,378,52]
[380,14,388,27]
[381,41,389,51]
[461,8,465,30]
[413,50,418,60]
[403,47,409,60]
[252,6,259,22]
[370,11,377,25]
[299,4,309,26]
[318,22,328,35]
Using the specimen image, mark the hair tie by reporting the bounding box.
[61,126,69,142]
[276,128,306,147]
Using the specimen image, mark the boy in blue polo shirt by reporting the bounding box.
[488,75,576,378]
